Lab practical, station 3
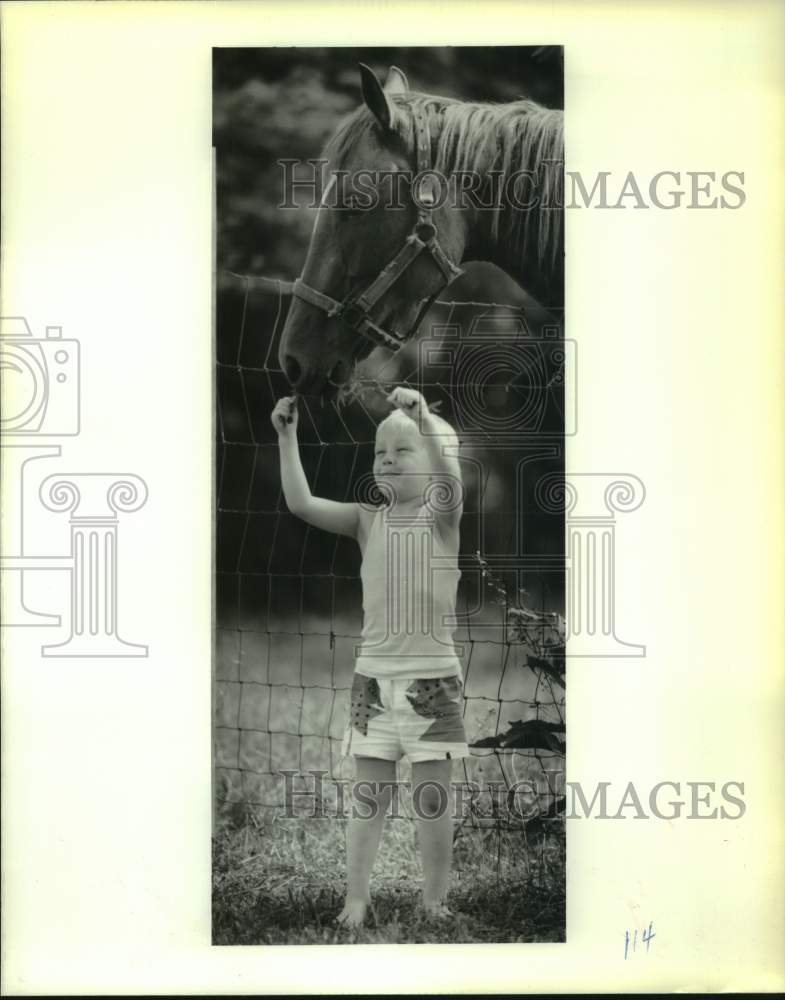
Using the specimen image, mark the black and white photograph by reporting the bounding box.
[213,46,566,944]
[3,2,784,993]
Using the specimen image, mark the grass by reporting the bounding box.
[213,806,565,945]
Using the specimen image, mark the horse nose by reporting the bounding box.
[283,354,302,386]
[282,354,328,395]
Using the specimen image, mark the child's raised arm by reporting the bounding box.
[271,397,359,539]
[387,387,464,528]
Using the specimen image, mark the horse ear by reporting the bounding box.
[384,66,409,94]
[359,62,399,132]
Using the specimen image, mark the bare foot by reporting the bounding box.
[423,900,454,920]
[336,897,368,928]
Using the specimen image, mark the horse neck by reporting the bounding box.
[430,101,564,311]
[463,216,564,312]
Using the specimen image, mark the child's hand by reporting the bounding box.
[271,396,298,438]
[386,386,429,422]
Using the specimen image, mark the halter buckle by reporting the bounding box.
[342,302,365,330]
[414,220,437,243]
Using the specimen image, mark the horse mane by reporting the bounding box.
[324,92,564,273]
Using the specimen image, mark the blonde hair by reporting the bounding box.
[376,407,462,478]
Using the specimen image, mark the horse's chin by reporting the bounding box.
[323,341,377,396]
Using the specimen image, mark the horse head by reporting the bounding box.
[278,64,468,396]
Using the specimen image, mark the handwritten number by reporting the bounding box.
[625,921,655,958]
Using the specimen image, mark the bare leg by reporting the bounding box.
[412,759,455,915]
[336,756,397,928]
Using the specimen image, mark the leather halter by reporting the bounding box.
[291,108,464,353]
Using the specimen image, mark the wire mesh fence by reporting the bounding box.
[214,269,566,844]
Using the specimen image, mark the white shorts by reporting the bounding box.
[341,672,471,764]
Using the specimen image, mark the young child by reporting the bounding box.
[271,386,469,927]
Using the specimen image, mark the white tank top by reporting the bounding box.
[354,504,463,680]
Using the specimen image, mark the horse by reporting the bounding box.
[278,63,564,396]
